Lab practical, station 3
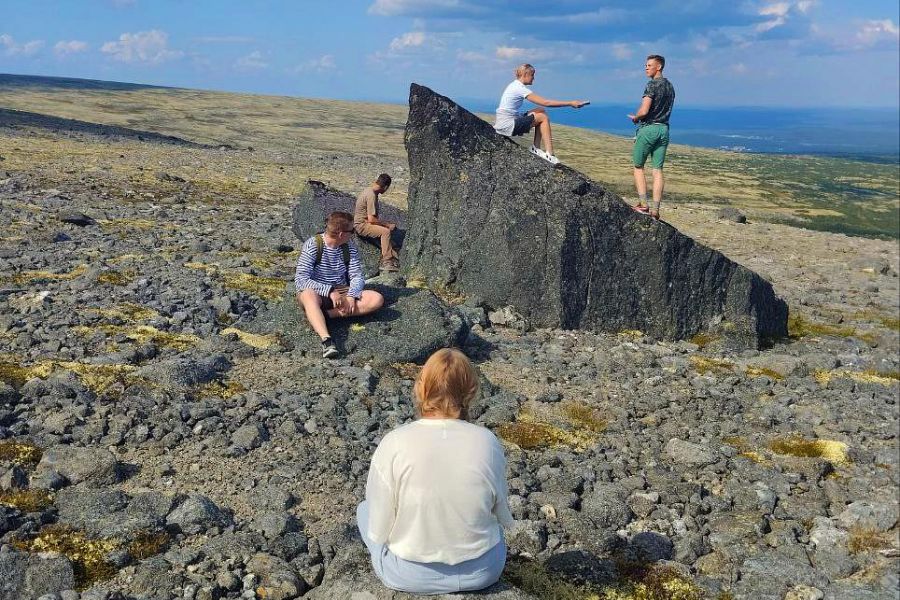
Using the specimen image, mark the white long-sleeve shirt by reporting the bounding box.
[364,418,515,565]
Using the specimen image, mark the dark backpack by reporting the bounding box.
[314,233,350,284]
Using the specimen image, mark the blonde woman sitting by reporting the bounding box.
[357,348,514,594]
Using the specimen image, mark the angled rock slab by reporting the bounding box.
[402,84,788,348]
[292,180,407,277]
[247,283,467,364]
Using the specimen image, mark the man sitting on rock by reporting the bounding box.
[494,63,589,165]
[295,211,384,359]
[354,173,400,273]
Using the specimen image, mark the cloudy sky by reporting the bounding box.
[1,0,898,108]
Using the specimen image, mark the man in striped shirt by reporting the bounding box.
[295,212,385,358]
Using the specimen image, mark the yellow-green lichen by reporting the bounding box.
[503,557,705,600]
[73,324,200,351]
[497,408,599,452]
[0,489,53,512]
[745,366,784,381]
[93,302,159,321]
[14,525,119,589]
[6,264,88,285]
[0,361,54,387]
[689,333,719,349]
[127,530,170,559]
[222,272,285,301]
[221,327,280,349]
[194,379,246,399]
[788,313,876,344]
[814,369,898,387]
[563,402,608,433]
[0,440,43,466]
[691,356,734,375]
[847,527,894,555]
[768,436,850,465]
[96,269,135,286]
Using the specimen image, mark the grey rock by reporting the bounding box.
[734,553,827,598]
[34,446,120,486]
[716,207,747,223]
[506,520,547,557]
[134,354,231,390]
[664,438,717,466]
[808,517,857,579]
[58,212,96,227]
[252,511,300,539]
[627,491,659,518]
[835,500,899,532]
[232,424,268,450]
[292,180,406,277]
[246,553,307,600]
[166,494,232,535]
[626,531,674,562]
[401,84,787,347]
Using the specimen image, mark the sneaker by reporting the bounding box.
[633,204,649,213]
[546,154,560,165]
[321,338,339,359]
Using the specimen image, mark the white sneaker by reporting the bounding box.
[546,154,560,165]
[530,145,557,163]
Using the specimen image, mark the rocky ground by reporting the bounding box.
[0,114,898,600]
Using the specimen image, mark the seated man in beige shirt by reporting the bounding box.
[354,173,399,272]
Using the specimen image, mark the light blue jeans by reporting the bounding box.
[356,501,507,595]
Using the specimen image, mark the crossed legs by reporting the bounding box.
[296,288,384,340]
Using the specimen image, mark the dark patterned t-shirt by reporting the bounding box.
[640,77,675,125]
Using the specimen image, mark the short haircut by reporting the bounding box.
[515,63,535,78]
[647,54,665,69]
[414,348,480,419]
[325,211,353,235]
[375,173,392,188]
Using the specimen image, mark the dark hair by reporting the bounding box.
[647,54,665,69]
[325,211,353,235]
[375,173,392,188]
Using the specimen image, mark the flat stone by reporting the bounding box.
[34,446,120,487]
[665,438,717,466]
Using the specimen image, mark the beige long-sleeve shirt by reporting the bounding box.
[364,418,514,565]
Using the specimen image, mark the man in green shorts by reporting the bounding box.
[628,54,675,219]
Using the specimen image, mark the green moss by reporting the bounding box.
[97,269,135,286]
[745,366,784,381]
[563,402,608,433]
[689,333,719,349]
[847,527,892,555]
[0,440,43,466]
[690,356,734,375]
[128,530,170,559]
[789,313,859,340]
[13,524,119,589]
[768,436,850,465]
[503,557,599,600]
[0,489,53,512]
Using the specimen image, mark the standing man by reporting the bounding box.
[295,212,384,359]
[628,55,675,220]
[354,173,399,273]
[494,63,589,165]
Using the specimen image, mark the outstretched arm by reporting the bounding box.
[527,92,589,109]
[628,97,653,123]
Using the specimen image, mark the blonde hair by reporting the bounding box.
[414,348,480,419]
[515,63,535,78]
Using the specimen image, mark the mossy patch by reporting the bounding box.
[73,324,200,351]
[14,524,127,589]
[814,369,899,387]
[497,403,603,452]
[222,272,285,301]
[93,302,158,321]
[788,312,876,343]
[618,330,644,340]
[194,379,246,399]
[745,366,784,381]
[503,557,705,600]
[690,356,734,375]
[0,361,54,387]
[0,489,53,512]
[97,269,135,286]
[847,527,894,555]
[689,333,718,349]
[221,327,280,349]
[6,264,87,285]
[349,323,366,333]
[0,440,43,466]
[768,436,850,465]
[392,362,422,380]
[722,436,772,465]
[127,530,170,559]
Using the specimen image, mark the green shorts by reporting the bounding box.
[633,123,670,169]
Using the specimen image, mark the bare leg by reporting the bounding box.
[323,290,385,319]
[651,168,664,216]
[297,289,330,340]
[530,110,553,155]
[633,167,647,201]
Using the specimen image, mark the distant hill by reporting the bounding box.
[0,73,169,92]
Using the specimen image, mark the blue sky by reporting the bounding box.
[1,0,898,108]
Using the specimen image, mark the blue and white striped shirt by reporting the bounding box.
[294,235,365,299]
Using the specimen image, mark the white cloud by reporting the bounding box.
[856,19,899,45]
[611,43,632,60]
[54,40,88,57]
[456,49,488,63]
[369,0,462,16]
[495,46,525,60]
[289,54,336,73]
[101,30,183,64]
[494,45,570,64]
[1,34,45,57]
[235,50,269,70]
[760,3,791,18]
[389,31,427,51]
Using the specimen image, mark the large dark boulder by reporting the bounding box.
[292,180,406,276]
[401,84,788,347]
